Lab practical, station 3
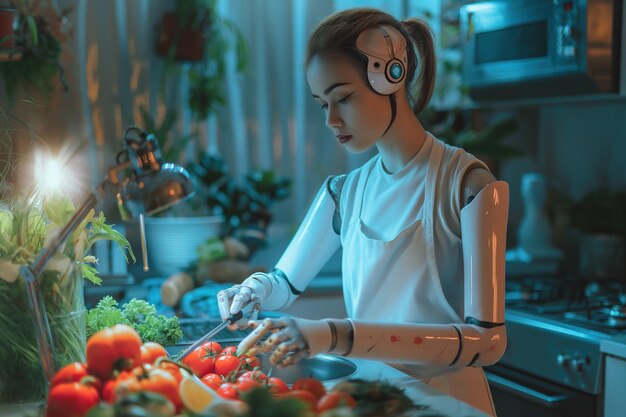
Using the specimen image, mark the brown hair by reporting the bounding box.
[305,8,436,116]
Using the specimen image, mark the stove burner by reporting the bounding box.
[507,277,626,333]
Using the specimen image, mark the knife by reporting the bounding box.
[176,311,243,362]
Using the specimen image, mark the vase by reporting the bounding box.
[0,260,86,404]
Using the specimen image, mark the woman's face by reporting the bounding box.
[307,54,391,153]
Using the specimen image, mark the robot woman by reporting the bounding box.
[216,8,509,416]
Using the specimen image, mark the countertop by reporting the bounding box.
[601,334,626,358]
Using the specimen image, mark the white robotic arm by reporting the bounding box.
[347,180,508,368]
[218,178,342,319]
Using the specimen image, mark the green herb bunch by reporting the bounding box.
[0,189,135,403]
[86,296,183,347]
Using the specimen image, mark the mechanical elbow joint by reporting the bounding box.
[454,323,507,367]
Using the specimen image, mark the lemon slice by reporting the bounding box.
[179,374,225,414]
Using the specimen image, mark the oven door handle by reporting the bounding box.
[485,372,569,408]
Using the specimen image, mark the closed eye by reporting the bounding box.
[338,92,354,104]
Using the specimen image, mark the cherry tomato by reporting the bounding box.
[236,378,263,393]
[139,342,169,366]
[181,341,221,377]
[101,370,135,404]
[46,382,100,417]
[86,324,142,380]
[267,377,289,395]
[51,362,89,387]
[220,345,237,356]
[278,389,317,410]
[115,368,181,411]
[216,382,240,399]
[316,391,357,412]
[237,370,267,383]
[214,354,242,376]
[201,373,224,391]
[157,361,184,384]
[241,355,260,369]
[293,377,326,400]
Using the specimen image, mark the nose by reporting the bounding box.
[325,104,342,129]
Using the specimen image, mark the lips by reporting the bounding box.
[336,135,352,144]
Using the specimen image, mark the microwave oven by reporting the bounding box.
[460,0,624,100]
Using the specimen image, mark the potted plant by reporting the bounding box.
[0,0,72,100]
[188,154,292,249]
[569,187,626,280]
[421,108,522,173]
[155,0,247,120]
[0,3,17,50]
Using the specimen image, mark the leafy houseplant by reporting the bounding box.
[187,153,292,251]
[0,0,72,100]
[155,0,247,120]
[0,189,134,403]
[421,108,522,171]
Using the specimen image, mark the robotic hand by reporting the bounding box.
[235,317,334,367]
[216,270,297,328]
[216,178,342,327]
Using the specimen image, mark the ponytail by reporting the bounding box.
[401,19,436,116]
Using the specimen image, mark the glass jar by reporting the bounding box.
[0,260,86,404]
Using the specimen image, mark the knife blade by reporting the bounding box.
[176,311,243,362]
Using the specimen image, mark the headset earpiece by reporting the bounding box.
[356,25,408,95]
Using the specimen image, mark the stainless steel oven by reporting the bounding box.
[459,0,623,100]
[489,277,626,417]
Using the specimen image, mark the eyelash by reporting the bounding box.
[320,93,354,110]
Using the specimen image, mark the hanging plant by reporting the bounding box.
[155,0,247,120]
[0,0,72,101]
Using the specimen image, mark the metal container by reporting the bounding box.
[257,354,357,385]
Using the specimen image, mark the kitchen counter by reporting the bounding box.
[601,335,626,417]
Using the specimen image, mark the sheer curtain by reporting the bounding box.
[2,0,432,225]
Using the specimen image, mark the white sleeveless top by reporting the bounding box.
[339,133,487,323]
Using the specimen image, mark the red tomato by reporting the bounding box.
[316,391,357,412]
[278,389,317,410]
[237,370,267,383]
[101,370,135,404]
[139,342,169,366]
[236,378,263,393]
[157,361,184,384]
[181,341,221,377]
[241,355,260,369]
[86,324,142,380]
[115,368,181,411]
[45,382,100,417]
[216,382,240,399]
[51,362,89,387]
[267,377,289,395]
[201,373,224,391]
[214,354,242,376]
[292,377,326,400]
[220,345,237,356]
